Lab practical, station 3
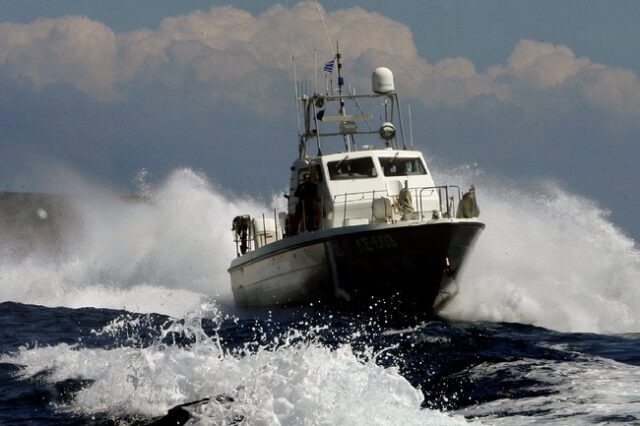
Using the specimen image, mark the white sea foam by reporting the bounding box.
[0,315,474,425]
[438,165,640,333]
[457,355,640,425]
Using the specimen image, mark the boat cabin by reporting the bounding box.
[286,148,444,234]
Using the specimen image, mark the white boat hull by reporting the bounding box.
[229,219,483,313]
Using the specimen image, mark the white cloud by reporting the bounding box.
[0,2,424,103]
[420,57,508,107]
[579,66,640,117]
[0,2,639,120]
[506,39,590,88]
[0,16,117,100]
[502,40,640,120]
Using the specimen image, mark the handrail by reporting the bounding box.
[332,184,461,225]
[418,185,461,219]
[233,184,464,255]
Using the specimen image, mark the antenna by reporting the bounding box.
[292,55,301,136]
[408,102,414,148]
[314,0,334,53]
[314,49,318,94]
[395,94,408,150]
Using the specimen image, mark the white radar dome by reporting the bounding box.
[372,67,395,94]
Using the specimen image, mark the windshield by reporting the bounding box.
[327,157,378,180]
[379,157,426,176]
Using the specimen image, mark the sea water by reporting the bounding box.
[1,167,639,425]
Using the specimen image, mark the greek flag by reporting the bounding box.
[323,59,334,73]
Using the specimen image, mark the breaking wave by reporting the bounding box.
[439,165,640,333]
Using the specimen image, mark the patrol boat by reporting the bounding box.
[229,52,483,312]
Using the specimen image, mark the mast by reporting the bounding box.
[292,55,301,137]
[296,44,406,158]
[335,43,352,152]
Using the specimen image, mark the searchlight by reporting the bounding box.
[379,122,396,140]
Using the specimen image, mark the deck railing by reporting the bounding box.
[233,185,463,256]
[332,185,462,224]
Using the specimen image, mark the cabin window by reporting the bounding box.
[379,157,427,176]
[327,157,378,180]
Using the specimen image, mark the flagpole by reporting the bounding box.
[335,41,351,152]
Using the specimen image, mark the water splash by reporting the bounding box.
[0,168,264,316]
[0,311,473,425]
[439,165,640,333]
[2,165,639,332]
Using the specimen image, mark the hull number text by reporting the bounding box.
[355,234,398,253]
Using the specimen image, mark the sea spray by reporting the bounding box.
[0,307,474,425]
[0,168,263,315]
[2,165,639,332]
[438,165,640,333]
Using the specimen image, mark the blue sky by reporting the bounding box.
[0,1,639,240]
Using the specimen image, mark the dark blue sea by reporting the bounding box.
[2,171,640,424]
[2,302,640,425]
